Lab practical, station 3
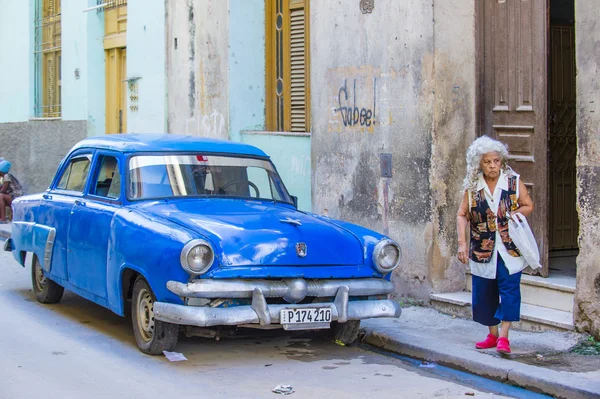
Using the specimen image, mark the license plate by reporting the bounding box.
[280,307,332,325]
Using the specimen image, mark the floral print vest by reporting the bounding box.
[469,175,521,263]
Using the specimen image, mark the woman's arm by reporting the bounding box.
[456,191,469,264]
[0,181,9,194]
[516,179,534,217]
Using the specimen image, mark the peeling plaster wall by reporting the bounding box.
[311,0,435,300]
[166,0,229,138]
[575,0,600,338]
[429,1,476,294]
[311,0,476,300]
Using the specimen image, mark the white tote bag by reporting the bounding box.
[507,212,542,270]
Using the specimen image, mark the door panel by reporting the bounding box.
[67,201,116,298]
[479,0,549,276]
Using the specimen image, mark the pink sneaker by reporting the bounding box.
[475,334,498,349]
[496,337,511,354]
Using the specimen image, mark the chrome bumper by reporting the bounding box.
[154,278,402,328]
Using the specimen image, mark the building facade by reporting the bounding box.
[0,0,598,337]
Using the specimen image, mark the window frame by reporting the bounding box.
[265,0,311,133]
[33,0,62,119]
[87,152,123,203]
[52,152,93,196]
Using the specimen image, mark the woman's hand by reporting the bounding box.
[458,242,469,264]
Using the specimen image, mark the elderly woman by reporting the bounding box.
[456,136,534,354]
[0,160,23,223]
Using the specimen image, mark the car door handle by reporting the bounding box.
[42,194,52,200]
[74,200,86,207]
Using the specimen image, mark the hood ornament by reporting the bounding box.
[296,242,307,257]
[280,217,302,226]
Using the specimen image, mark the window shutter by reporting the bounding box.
[289,6,307,132]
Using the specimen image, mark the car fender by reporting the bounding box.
[105,207,200,316]
[10,221,56,272]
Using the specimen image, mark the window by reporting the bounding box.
[92,156,121,199]
[266,0,310,132]
[128,154,292,203]
[56,156,91,193]
[34,0,62,118]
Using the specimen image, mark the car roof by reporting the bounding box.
[69,133,269,158]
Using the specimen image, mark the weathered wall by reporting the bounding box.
[311,0,435,300]
[575,0,600,338]
[0,121,86,194]
[166,0,229,138]
[429,1,476,294]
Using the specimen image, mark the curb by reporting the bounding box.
[362,329,600,399]
[0,230,10,240]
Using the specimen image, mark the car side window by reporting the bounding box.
[56,156,92,192]
[92,155,121,199]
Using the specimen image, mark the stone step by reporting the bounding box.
[430,291,575,332]
[466,272,575,313]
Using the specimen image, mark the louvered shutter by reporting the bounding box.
[289,6,307,132]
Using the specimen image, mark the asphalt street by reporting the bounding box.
[0,249,513,399]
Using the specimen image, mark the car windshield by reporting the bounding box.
[128,154,292,204]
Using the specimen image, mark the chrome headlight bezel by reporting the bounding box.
[372,239,401,273]
[180,239,215,276]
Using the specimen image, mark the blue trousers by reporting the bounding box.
[471,255,522,326]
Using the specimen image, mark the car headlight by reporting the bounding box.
[180,239,215,276]
[372,239,401,273]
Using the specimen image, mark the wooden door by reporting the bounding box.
[478,0,549,276]
[105,47,127,134]
[104,3,127,134]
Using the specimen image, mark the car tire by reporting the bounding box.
[31,255,64,304]
[131,276,179,355]
[330,320,361,345]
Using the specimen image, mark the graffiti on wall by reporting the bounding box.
[335,78,377,128]
[185,110,226,137]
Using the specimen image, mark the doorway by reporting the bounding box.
[548,0,577,277]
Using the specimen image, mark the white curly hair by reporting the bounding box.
[462,136,513,191]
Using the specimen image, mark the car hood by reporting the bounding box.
[134,199,364,267]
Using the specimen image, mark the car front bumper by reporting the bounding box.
[153,278,402,328]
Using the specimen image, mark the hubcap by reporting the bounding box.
[34,262,46,292]
[136,288,155,342]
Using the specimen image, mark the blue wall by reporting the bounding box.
[61,0,90,121]
[0,1,32,122]
[85,2,105,137]
[127,0,167,133]
[228,0,266,141]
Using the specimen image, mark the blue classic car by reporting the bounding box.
[5,134,402,354]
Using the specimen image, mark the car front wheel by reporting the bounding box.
[31,255,64,304]
[131,276,179,355]
[330,320,361,345]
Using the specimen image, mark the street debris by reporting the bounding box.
[418,361,437,368]
[536,354,544,360]
[464,392,475,396]
[163,351,187,362]
[272,385,294,395]
[334,340,346,346]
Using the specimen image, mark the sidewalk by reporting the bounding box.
[362,306,600,399]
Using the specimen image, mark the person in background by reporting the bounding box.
[0,160,23,223]
[456,136,534,354]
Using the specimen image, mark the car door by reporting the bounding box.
[37,152,94,281]
[66,152,123,299]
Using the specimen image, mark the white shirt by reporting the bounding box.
[469,170,527,279]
